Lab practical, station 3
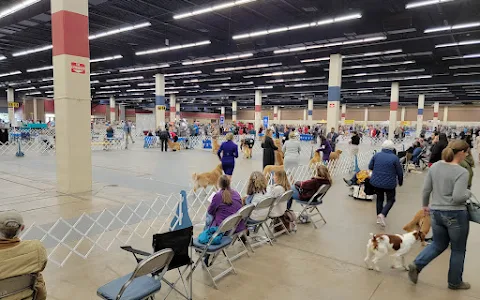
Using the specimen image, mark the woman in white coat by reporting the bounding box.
[282,131,301,171]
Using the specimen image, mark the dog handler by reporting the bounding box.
[217,133,238,179]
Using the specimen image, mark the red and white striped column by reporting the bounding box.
[388,82,399,139]
[232,101,237,122]
[255,90,262,131]
[109,96,116,123]
[433,102,439,129]
[51,0,91,193]
[273,105,278,122]
[341,104,346,124]
[169,94,176,122]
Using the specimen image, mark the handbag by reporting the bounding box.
[467,194,480,224]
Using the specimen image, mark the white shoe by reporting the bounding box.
[379,215,386,227]
[376,216,381,224]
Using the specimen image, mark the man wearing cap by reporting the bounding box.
[0,211,47,300]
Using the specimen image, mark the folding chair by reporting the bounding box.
[97,248,174,300]
[0,274,37,300]
[268,190,294,238]
[121,226,194,300]
[229,204,255,261]
[190,214,242,289]
[295,184,330,229]
[246,196,277,248]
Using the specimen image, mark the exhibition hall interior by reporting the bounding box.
[1,0,480,299]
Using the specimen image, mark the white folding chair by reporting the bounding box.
[0,274,38,300]
[268,190,294,238]
[229,204,255,261]
[295,184,330,229]
[246,196,277,248]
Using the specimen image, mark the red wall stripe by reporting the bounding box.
[110,108,115,113]
[390,102,398,111]
[255,105,261,112]
[433,112,439,118]
[52,11,89,58]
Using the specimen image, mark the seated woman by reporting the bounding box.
[268,170,291,217]
[411,141,422,166]
[343,170,371,186]
[288,165,332,209]
[244,171,270,222]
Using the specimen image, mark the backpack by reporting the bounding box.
[278,210,297,232]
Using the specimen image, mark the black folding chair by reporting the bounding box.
[121,226,193,300]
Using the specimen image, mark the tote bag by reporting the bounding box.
[467,194,480,224]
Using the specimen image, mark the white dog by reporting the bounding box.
[364,230,425,271]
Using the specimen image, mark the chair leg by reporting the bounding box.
[261,223,274,246]
[316,207,327,224]
[201,257,219,289]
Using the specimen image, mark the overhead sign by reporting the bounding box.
[220,116,224,125]
[329,103,336,108]
[157,105,166,111]
[344,120,355,125]
[71,62,86,74]
[401,121,411,126]
[263,116,269,128]
[8,102,19,108]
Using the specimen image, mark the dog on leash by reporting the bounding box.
[403,210,431,246]
[329,149,343,161]
[364,231,425,272]
[240,139,252,159]
[212,136,220,154]
[263,165,284,178]
[309,151,321,169]
[192,164,223,192]
[167,139,181,151]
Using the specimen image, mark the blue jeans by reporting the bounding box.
[287,185,300,210]
[414,210,470,287]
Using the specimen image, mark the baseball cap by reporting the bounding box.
[0,210,24,229]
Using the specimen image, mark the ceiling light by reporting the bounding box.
[89,22,151,40]
[210,81,254,87]
[27,65,53,73]
[230,85,273,91]
[136,40,211,56]
[184,77,231,83]
[39,85,53,89]
[90,80,99,84]
[126,88,155,92]
[0,0,41,20]
[182,53,253,65]
[300,57,330,63]
[90,55,122,63]
[41,77,53,81]
[443,53,480,60]
[454,72,480,76]
[173,0,256,19]
[244,70,306,78]
[343,69,425,78]
[164,71,202,77]
[436,40,480,48]
[12,45,53,57]
[118,93,145,96]
[232,12,361,40]
[25,91,42,96]
[165,85,200,90]
[91,71,111,76]
[449,64,480,69]
[341,60,415,70]
[15,87,35,91]
[119,64,170,73]
[343,49,402,59]
[106,76,144,82]
[214,63,282,72]
[266,76,325,83]
[425,22,480,33]
[95,90,120,94]
[45,91,54,94]
[0,70,22,78]
[274,35,386,54]
[357,90,373,93]
[100,85,131,89]
[357,75,432,83]
[406,0,456,9]
[285,83,325,88]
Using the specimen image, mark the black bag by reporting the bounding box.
[363,178,375,196]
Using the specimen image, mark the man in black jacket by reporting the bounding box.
[158,128,170,152]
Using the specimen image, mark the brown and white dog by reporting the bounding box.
[329,149,343,161]
[403,209,431,246]
[364,231,425,272]
[192,164,223,192]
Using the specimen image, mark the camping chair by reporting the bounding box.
[0,274,37,300]
[97,249,174,300]
[294,184,330,229]
[229,204,255,261]
[246,196,277,248]
[268,190,294,238]
[120,226,194,300]
[190,214,243,289]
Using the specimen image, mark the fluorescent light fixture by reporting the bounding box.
[12,45,53,57]
[454,72,480,76]
[167,91,179,94]
[136,40,211,56]
[442,53,480,60]
[244,70,306,78]
[173,0,256,20]
[0,55,6,61]
[90,55,122,63]
[95,90,121,94]
[210,81,254,87]
[341,60,415,70]
[90,80,99,84]
[100,85,131,89]
[26,91,42,96]
[449,64,480,69]
[165,85,200,90]
[233,13,361,40]
[300,57,330,63]
[41,77,53,82]
[106,76,144,82]
[343,69,425,78]
[406,0,456,9]
[39,85,53,89]
[89,22,151,40]
[119,93,145,96]
[266,76,325,84]
[425,22,480,33]
[0,0,41,20]
[182,53,253,65]
[357,90,373,93]
[230,85,273,91]
[15,87,35,91]
[119,64,170,73]
[274,35,386,54]
[184,77,231,83]
[27,65,53,73]
[214,63,282,72]
[343,49,402,59]
[285,83,325,88]
[0,70,22,78]
[45,91,54,94]
[357,75,432,83]
[126,88,155,92]
[436,40,480,48]
[164,71,202,77]
[91,71,111,76]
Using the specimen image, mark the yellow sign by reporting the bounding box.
[401,121,411,126]
[157,105,166,111]
[344,119,355,125]
[8,102,19,108]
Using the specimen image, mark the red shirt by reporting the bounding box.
[295,177,331,201]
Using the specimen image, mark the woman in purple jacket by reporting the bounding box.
[218,133,239,178]
[317,135,333,162]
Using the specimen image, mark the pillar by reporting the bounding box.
[255,90,262,131]
[341,104,346,124]
[416,94,425,137]
[273,105,278,121]
[433,102,439,129]
[176,103,180,120]
[7,88,16,127]
[278,109,281,122]
[52,0,91,193]
[307,98,313,122]
[232,101,237,122]
[327,54,342,132]
[155,74,166,128]
[401,107,406,122]
[109,96,115,124]
[33,98,38,122]
[119,105,126,121]
[388,82,399,139]
[303,109,307,125]
[364,107,369,126]
[443,106,449,124]
[169,94,176,122]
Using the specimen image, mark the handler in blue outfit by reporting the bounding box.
[218,133,239,178]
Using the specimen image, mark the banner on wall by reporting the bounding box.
[263,116,269,128]
[401,121,411,126]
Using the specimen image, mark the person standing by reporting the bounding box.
[327,127,339,151]
[261,129,278,169]
[408,140,471,290]
[350,131,360,156]
[123,120,135,144]
[317,135,333,162]
[282,132,301,171]
[218,133,238,178]
[158,127,170,152]
[368,140,403,227]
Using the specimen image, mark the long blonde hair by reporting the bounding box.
[315,165,332,184]
[442,140,469,163]
[218,175,233,205]
[274,170,290,191]
[247,171,267,195]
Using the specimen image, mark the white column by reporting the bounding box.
[364,107,369,126]
[303,109,307,125]
[232,101,237,122]
[255,90,262,131]
[307,98,313,122]
[109,96,115,124]
[154,73,166,128]
[388,82,399,139]
[327,54,342,132]
[401,107,406,122]
[433,102,440,129]
[169,94,176,122]
[278,109,281,122]
[416,94,425,137]
[443,106,449,124]
[176,103,181,120]
[341,104,346,124]
[7,88,16,127]
[119,104,126,121]
[33,98,38,122]
[273,105,278,121]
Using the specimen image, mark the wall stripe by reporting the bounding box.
[433,112,439,118]
[52,11,89,58]
[255,105,261,112]
[155,95,165,106]
[418,108,424,115]
[390,102,398,111]
[328,86,341,101]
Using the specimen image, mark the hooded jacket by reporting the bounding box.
[460,154,475,188]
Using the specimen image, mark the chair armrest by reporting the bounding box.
[120,246,151,257]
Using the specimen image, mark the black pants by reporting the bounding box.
[160,138,168,151]
[375,187,396,216]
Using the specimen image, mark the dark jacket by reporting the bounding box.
[429,134,448,164]
[295,178,331,201]
[368,149,403,190]
[262,136,278,169]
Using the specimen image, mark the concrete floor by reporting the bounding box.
[1,143,479,300]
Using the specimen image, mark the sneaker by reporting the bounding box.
[378,214,386,227]
[449,282,471,290]
[376,216,381,224]
[408,264,419,284]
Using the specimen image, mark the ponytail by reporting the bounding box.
[218,175,233,205]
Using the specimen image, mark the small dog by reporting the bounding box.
[240,139,252,159]
[212,137,220,154]
[263,165,284,178]
[364,231,425,272]
[403,210,431,246]
[309,151,321,168]
[192,164,223,192]
[167,139,181,151]
[329,149,343,161]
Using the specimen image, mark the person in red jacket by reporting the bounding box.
[287,165,332,209]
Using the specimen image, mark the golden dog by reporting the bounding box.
[167,139,181,151]
[273,139,284,165]
[329,149,343,161]
[403,209,431,246]
[192,164,223,192]
[263,165,285,178]
[212,136,220,154]
[309,151,321,168]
